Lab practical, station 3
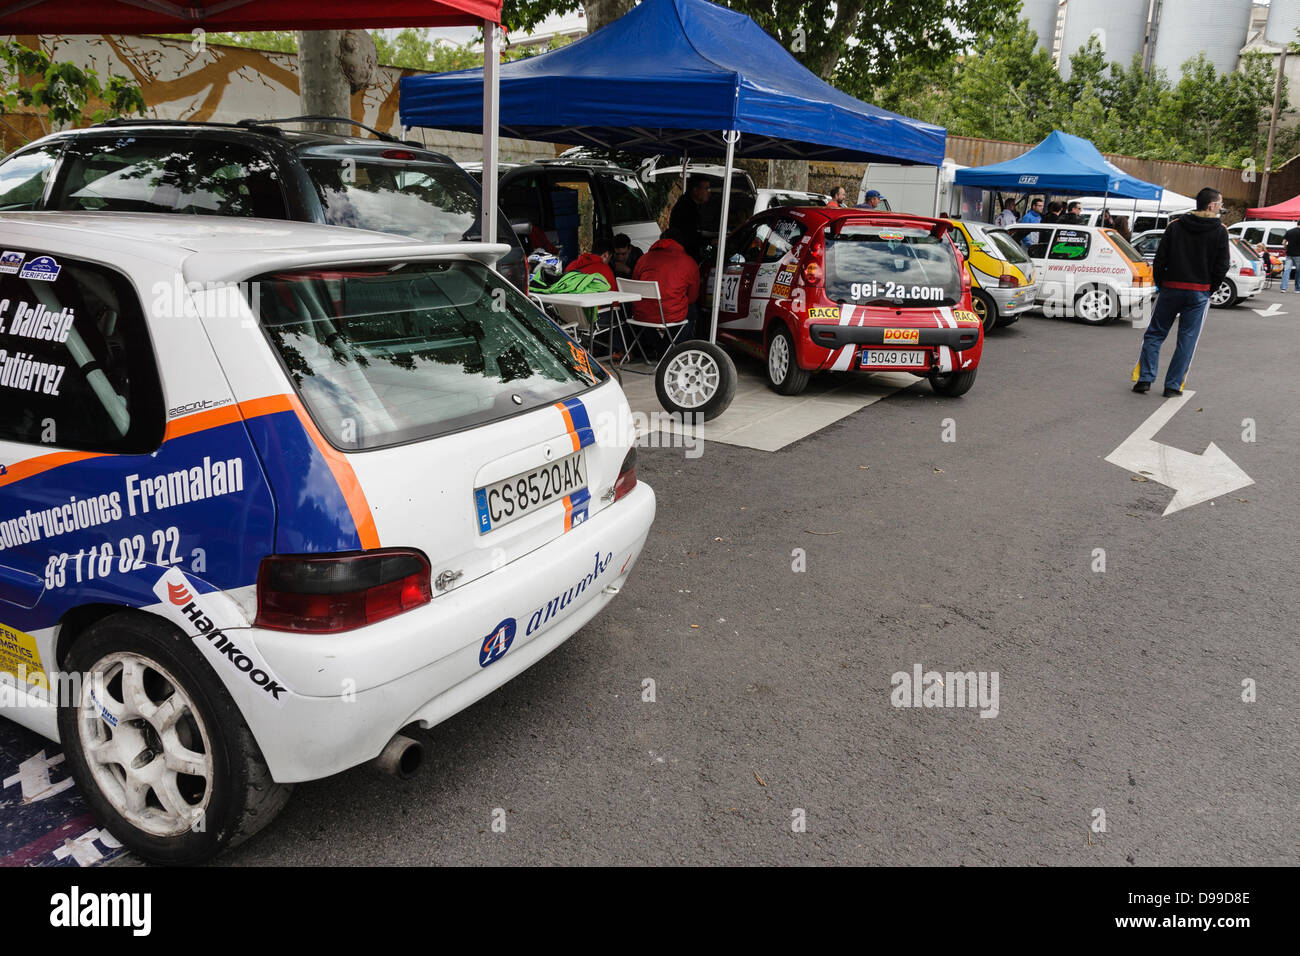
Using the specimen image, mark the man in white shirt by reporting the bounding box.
[995,198,1018,228]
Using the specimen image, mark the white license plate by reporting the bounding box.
[861,349,929,369]
[474,451,586,534]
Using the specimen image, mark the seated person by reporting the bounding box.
[631,229,700,342]
[612,233,644,278]
[565,237,617,288]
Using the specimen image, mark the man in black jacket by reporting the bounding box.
[1132,187,1231,397]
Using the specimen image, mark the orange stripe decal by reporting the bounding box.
[562,494,574,532]
[279,394,381,550]
[0,450,106,489]
[554,401,581,452]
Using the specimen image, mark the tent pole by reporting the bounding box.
[709,130,740,344]
[481,20,500,245]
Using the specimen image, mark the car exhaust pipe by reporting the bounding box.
[375,734,423,779]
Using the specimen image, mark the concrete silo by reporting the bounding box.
[1264,0,1300,47]
[1059,0,1152,79]
[1149,0,1254,78]
[1020,0,1063,54]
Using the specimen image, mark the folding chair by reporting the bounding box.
[615,277,690,365]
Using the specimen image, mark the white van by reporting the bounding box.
[0,213,656,864]
[1072,191,1195,234]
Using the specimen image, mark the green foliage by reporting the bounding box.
[373,28,483,71]
[875,20,1287,171]
[1,40,146,142]
[156,31,299,52]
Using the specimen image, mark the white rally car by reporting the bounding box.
[0,214,655,863]
[1005,223,1156,325]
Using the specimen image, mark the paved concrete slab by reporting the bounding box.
[617,353,920,452]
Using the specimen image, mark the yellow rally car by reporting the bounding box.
[943,219,1039,333]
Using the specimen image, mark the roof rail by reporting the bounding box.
[94,118,285,137]
[238,116,402,144]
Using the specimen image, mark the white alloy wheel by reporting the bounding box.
[78,652,214,837]
[768,332,790,385]
[662,346,722,409]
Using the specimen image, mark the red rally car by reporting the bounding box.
[704,207,984,397]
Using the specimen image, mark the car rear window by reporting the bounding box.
[823,223,962,307]
[981,228,1032,264]
[54,137,288,218]
[304,157,503,244]
[251,259,604,450]
[1230,238,1262,263]
[1102,230,1147,265]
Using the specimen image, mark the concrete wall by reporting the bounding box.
[0,33,556,163]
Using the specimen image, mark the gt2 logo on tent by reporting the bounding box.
[1018,175,1039,185]
[480,618,516,667]
[150,568,288,705]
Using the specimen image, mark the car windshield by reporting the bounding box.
[251,259,603,449]
[823,223,963,307]
[979,227,1032,264]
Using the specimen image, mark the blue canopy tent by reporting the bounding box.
[400,0,944,164]
[400,0,945,346]
[953,130,1162,199]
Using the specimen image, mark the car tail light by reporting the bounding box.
[802,261,823,286]
[381,149,418,160]
[1239,266,1255,276]
[614,447,637,503]
[998,274,1021,288]
[255,549,431,633]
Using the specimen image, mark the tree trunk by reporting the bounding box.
[582,0,635,33]
[298,30,351,132]
[769,157,809,191]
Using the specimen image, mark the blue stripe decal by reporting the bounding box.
[569,487,590,529]
[561,397,596,448]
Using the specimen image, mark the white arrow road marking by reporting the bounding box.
[1251,302,1284,317]
[1105,390,1254,516]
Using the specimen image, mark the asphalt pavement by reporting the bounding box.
[213,283,1298,866]
[3,285,1295,868]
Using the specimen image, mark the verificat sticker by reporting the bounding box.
[0,251,24,274]
[19,255,61,282]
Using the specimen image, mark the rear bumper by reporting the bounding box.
[987,283,1038,316]
[234,482,656,782]
[808,323,980,351]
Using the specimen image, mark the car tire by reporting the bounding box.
[971,289,999,333]
[765,325,811,396]
[928,369,977,397]
[1074,285,1119,325]
[1210,279,1237,308]
[57,610,292,865]
[655,339,737,421]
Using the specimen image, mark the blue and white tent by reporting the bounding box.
[953,131,1161,199]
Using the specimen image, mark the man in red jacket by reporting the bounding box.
[632,230,700,343]
[564,237,616,288]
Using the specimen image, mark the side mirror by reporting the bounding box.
[510,221,532,238]
[729,253,745,265]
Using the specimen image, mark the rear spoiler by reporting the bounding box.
[828,214,952,239]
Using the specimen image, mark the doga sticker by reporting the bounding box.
[151,568,288,706]
[883,328,920,344]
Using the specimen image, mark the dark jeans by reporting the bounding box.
[1138,287,1211,391]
